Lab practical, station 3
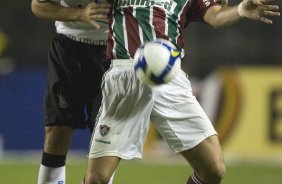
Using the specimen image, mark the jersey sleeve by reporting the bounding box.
[186,0,218,22]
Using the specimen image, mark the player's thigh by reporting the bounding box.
[181,135,225,175]
[45,35,88,129]
[44,126,73,155]
[152,97,217,153]
[89,65,153,160]
[152,71,218,152]
[85,156,120,183]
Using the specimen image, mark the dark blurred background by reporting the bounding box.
[0,0,281,151]
[0,0,54,69]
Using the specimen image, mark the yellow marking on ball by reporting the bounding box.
[171,50,179,57]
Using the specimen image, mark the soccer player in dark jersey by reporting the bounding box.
[83,0,280,184]
[31,0,114,183]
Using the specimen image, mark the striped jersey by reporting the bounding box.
[107,0,217,59]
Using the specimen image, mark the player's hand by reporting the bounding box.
[80,2,111,29]
[240,0,280,24]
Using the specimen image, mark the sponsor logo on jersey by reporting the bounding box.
[58,181,64,184]
[117,0,177,14]
[99,124,111,137]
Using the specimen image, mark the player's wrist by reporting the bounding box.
[237,2,244,17]
[75,8,85,21]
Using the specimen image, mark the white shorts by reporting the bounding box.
[88,59,217,159]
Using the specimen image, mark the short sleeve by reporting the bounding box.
[186,0,218,22]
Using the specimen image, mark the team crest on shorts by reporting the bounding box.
[99,124,110,137]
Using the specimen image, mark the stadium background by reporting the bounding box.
[0,0,282,183]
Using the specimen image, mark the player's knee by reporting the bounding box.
[85,173,111,184]
[44,126,73,154]
[204,162,226,183]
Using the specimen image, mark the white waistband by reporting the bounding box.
[65,34,107,45]
[112,59,134,68]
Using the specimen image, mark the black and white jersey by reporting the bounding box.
[53,0,108,44]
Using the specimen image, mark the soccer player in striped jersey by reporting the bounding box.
[84,0,280,184]
[31,0,114,184]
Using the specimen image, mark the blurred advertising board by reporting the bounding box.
[0,68,91,151]
[198,67,282,159]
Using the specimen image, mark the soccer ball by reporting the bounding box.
[133,39,181,86]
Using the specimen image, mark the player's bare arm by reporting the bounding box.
[204,0,280,28]
[31,0,110,29]
[80,3,110,29]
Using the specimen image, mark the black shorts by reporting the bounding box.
[44,34,110,131]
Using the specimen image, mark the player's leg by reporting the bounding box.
[38,34,88,184]
[152,117,225,184]
[38,126,73,184]
[152,70,225,184]
[84,59,153,184]
[82,45,116,184]
[84,156,120,184]
[181,135,225,184]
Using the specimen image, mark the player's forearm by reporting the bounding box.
[204,5,242,29]
[205,0,280,28]
[31,0,83,22]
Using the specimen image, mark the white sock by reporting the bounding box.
[38,164,65,184]
[108,171,115,184]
